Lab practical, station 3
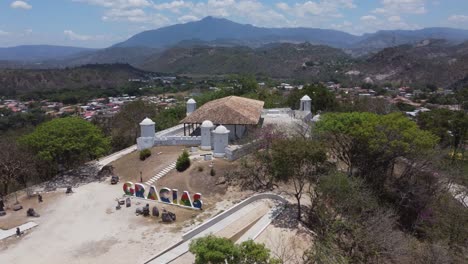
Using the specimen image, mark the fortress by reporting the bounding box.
[137,95,317,159]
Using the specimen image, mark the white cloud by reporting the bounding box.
[178,15,199,23]
[373,0,427,15]
[388,15,401,22]
[360,15,377,21]
[64,30,94,41]
[10,1,32,10]
[0,30,10,36]
[448,15,468,23]
[289,0,356,17]
[102,8,171,26]
[73,0,428,33]
[353,14,420,34]
[73,0,151,9]
[154,1,193,11]
[275,2,289,11]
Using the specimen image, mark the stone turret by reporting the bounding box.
[200,120,214,150]
[300,95,312,113]
[212,125,230,158]
[137,117,155,150]
[186,98,196,116]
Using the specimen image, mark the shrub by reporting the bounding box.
[210,167,216,176]
[139,149,151,161]
[176,150,191,172]
[189,235,279,264]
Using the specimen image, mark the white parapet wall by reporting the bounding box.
[154,136,201,146]
[137,137,155,150]
[155,124,185,137]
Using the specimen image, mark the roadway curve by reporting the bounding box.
[145,193,288,264]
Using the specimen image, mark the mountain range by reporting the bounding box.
[3,17,468,63]
[1,17,468,90]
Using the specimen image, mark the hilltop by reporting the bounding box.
[139,42,353,80]
[0,64,151,96]
[358,39,468,88]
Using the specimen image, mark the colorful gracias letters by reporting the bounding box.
[122,182,203,210]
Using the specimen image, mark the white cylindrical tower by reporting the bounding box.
[140,117,155,137]
[300,95,312,112]
[186,98,197,116]
[212,125,230,158]
[137,117,156,150]
[200,120,214,150]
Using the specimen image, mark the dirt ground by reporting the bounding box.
[0,191,63,230]
[0,149,313,264]
[255,225,313,264]
[0,181,186,264]
[111,145,187,183]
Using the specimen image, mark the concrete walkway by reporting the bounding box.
[236,205,282,243]
[95,145,137,169]
[0,222,38,240]
[147,201,271,264]
[145,193,287,264]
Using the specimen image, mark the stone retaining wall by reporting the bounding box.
[225,141,260,161]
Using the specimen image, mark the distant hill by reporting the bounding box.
[0,63,151,95]
[350,28,468,55]
[138,42,353,80]
[356,39,468,88]
[0,45,95,61]
[114,16,361,49]
[56,47,161,67]
[115,17,468,53]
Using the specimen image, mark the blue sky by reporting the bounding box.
[1,0,468,48]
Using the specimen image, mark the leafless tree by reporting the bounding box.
[0,139,37,196]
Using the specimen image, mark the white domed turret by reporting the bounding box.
[201,120,214,150]
[137,117,156,150]
[186,98,197,116]
[300,95,312,113]
[212,125,230,158]
[140,117,155,137]
[201,120,214,128]
[214,125,229,134]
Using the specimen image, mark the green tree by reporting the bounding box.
[108,100,158,150]
[189,235,279,264]
[20,117,110,170]
[271,138,328,220]
[287,84,337,112]
[189,235,240,264]
[315,112,438,188]
[238,240,279,264]
[417,109,468,159]
[153,105,186,131]
[176,150,191,172]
